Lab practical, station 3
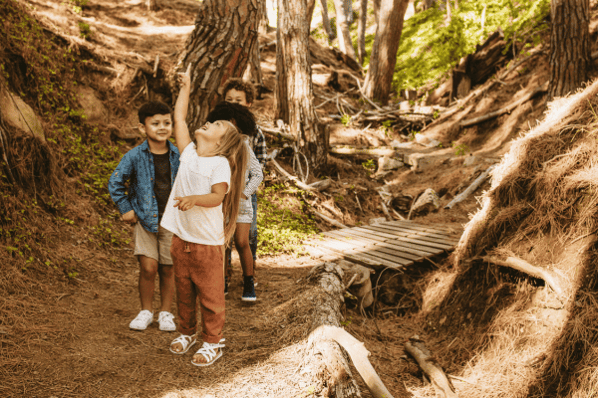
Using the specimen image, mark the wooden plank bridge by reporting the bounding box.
[305,220,462,270]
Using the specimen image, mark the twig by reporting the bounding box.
[270,158,316,191]
[152,54,160,78]
[445,164,496,209]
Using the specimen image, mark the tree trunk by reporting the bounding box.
[276,0,328,174]
[357,0,368,65]
[373,0,381,25]
[549,0,591,99]
[333,0,357,60]
[146,0,157,11]
[320,0,335,42]
[363,0,409,103]
[176,0,259,131]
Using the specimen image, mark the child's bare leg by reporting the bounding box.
[158,264,175,312]
[138,255,158,311]
[234,223,253,277]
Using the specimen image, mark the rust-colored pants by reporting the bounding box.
[170,235,225,344]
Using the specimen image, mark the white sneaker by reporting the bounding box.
[158,311,176,332]
[129,310,153,330]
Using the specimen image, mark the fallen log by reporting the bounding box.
[405,336,458,398]
[483,256,564,297]
[270,158,317,192]
[336,260,374,308]
[460,82,548,127]
[444,164,496,209]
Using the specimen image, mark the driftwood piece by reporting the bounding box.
[330,145,396,157]
[320,325,395,398]
[460,83,548,127]
[405,337,458,398]
[445,164,496,209]
[483,256,564,296]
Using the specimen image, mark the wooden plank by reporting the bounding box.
[324,230,380,246]
[329,230,425,261]
[353,227,454,250]
[381,220,461,237]
[340,228,441,255]
[319,243,405,269]
[322,235,413,266]
[364,224,460,243]
[377,222,462,241]
[362,225,460,246]
[374,240,440,257]
[364,249,413,266]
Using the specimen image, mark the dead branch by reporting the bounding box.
[313,210,347,229]
[270,158,319,191]
[329,145,396,157]
[260,125,296,141]
[152,54,160,78]
[460,83,548,127]
[405,337,458,398]
[483,256,564,296]
[445,164,496,209]
[320,325,394,398]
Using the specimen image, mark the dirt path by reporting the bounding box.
[8,248,322,397]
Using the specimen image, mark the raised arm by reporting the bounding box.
[173,64,193,153]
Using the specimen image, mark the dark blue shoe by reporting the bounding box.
[241,276,256,302]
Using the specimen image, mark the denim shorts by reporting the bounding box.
[236,197,253,224]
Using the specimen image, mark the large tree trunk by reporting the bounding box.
[363,0,409,103]
[276,0,328,174]
[320,0,335,42]
[333,0,357,60]
[146,0,157,11]
[549,0,591,99]
[373,0,381,25]
[357,0,367,65]
[176,0,259,131]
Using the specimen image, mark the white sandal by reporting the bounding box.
[169,334,197,355]
[191,339,225,367]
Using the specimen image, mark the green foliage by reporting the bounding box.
[361,159,376,173]
[452,142,469,156]
[380,120,393,137]
[340,113,351,126]
[257,183,319,256]
[391,0,550,92]
[78,22,91,39]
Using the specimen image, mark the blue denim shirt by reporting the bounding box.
[108,140,180,233]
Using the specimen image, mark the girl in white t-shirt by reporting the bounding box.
[161,65,248,367]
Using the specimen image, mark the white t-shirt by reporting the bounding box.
[161,143,231,245]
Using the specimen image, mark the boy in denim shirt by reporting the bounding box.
[108,101,180,331]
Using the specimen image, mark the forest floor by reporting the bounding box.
[5,0,588,397]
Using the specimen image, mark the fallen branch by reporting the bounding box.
[260,126,296,141]
[460,82,548,127]
[308,179,332,191]
[270,158,321,192]
[330,145,396,157]
[445,164,496,209]
[313,209,347,229]
[152,54,160,78]
[320,325,394,398]
[483,256,564,297]
[405,337,458,398]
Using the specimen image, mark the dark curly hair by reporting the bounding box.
[222,78,256,105]
[206,101,257,138]
[137,101,172,124]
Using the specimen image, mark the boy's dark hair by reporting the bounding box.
[138,101,172,124]
[206,102,257,137]
[222,78,256,105]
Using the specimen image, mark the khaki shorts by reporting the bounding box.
[133,222,174,265]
